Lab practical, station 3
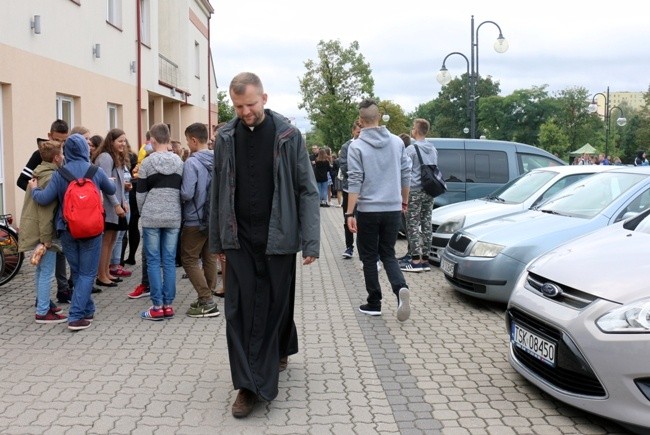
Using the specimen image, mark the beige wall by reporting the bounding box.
[0,1,215,222]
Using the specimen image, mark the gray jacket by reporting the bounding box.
[209,110,320,258]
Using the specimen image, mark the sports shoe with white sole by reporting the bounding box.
[397,288,411,322]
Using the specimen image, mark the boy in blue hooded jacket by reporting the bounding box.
[30,133,120,331]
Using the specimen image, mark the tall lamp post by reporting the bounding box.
[436,15,508,139]
[588,86,627,158]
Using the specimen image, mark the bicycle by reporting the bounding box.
[0,214,24,286]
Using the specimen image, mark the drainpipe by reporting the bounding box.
[136,0,142,148]
[207,13,212,128]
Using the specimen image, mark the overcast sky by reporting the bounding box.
[210,0,649,132]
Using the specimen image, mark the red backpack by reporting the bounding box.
[58,166,105,239]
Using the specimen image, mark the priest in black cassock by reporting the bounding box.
[209,72,320,418]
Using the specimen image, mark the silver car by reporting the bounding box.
[440,167,650,303]
[429,165,615,264]
[507,209,650,432]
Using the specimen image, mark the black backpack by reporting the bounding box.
[414,145,447,197]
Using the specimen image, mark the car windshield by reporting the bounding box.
[487,170,556,203]
[539,172,647,219]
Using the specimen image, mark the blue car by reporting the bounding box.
[440,167,650,303]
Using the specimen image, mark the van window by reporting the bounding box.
[466,150,508,183]
[438,149,465,182]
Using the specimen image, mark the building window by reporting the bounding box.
[56,95,75,128]
[194,41,200,78]
[107,104,119,130]
[107,0,122,28]
[139,0,150,46]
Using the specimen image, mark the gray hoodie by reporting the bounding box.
[136,151,184,228]
[347,126,411,212]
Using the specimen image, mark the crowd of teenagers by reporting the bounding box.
[18,71,436,419]
[19,120,224,330]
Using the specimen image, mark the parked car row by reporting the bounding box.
[430,166,650,432]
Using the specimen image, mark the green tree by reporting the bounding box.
[377,100,410,136]
[427,74,501,138]
[553,87,600,152]
[216,90,235,123]
[299,40,374,152]
[538,118,571,161]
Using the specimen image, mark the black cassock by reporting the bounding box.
[224,118,298,401]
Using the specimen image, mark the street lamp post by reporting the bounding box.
[436,15,508,139]
[588,86,627,159]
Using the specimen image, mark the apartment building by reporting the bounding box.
[0,0,217,219]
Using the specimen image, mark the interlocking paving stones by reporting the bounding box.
[0,208,632,434]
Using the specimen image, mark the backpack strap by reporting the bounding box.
[59,165,99,184]
[413,144,424,165]
[84,165,99,180]
[58,167,76,184]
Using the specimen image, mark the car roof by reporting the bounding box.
[533,165,617,175]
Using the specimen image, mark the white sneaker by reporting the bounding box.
[397,288,411,322]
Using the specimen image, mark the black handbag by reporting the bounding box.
[414,145,447,197]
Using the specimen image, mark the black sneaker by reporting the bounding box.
[359,304,381,316]
[57,290,72,304]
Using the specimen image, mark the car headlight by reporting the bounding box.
[469,241,504,257]
[596,298,650,333]
[437,216,465,234]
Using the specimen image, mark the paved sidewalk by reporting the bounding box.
[0,207,631,434]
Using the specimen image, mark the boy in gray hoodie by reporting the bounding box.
[345,98,412,322]
[180,123,219,318]
[136,123,184,320]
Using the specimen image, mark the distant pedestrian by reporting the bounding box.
[345,98,412,322]
[136,123,184,321]
[339,120,362,259]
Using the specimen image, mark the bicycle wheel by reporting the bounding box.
[0,227,24,286]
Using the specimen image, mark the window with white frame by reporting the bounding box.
[56,95,74,127]
[107,104,119,130]
[139,0,150,45]
[107,0,122,28]
[194,41,200,78]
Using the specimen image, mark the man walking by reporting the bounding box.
[345,98,412,322]
[401,118,437,272]
[210,72,320,418]
[338,120,361,259]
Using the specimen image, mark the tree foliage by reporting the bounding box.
[300,41,650,162]
[299,40,374,151]
[216,90,235,123]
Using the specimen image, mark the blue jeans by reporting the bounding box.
[61,231,101,322]
[356,211,408,308]
[35,250,56,315]
[317,181,329,203]
[143,227,179,306]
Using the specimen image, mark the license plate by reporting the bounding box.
[511,322,556,367]
[440,257,456,277]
